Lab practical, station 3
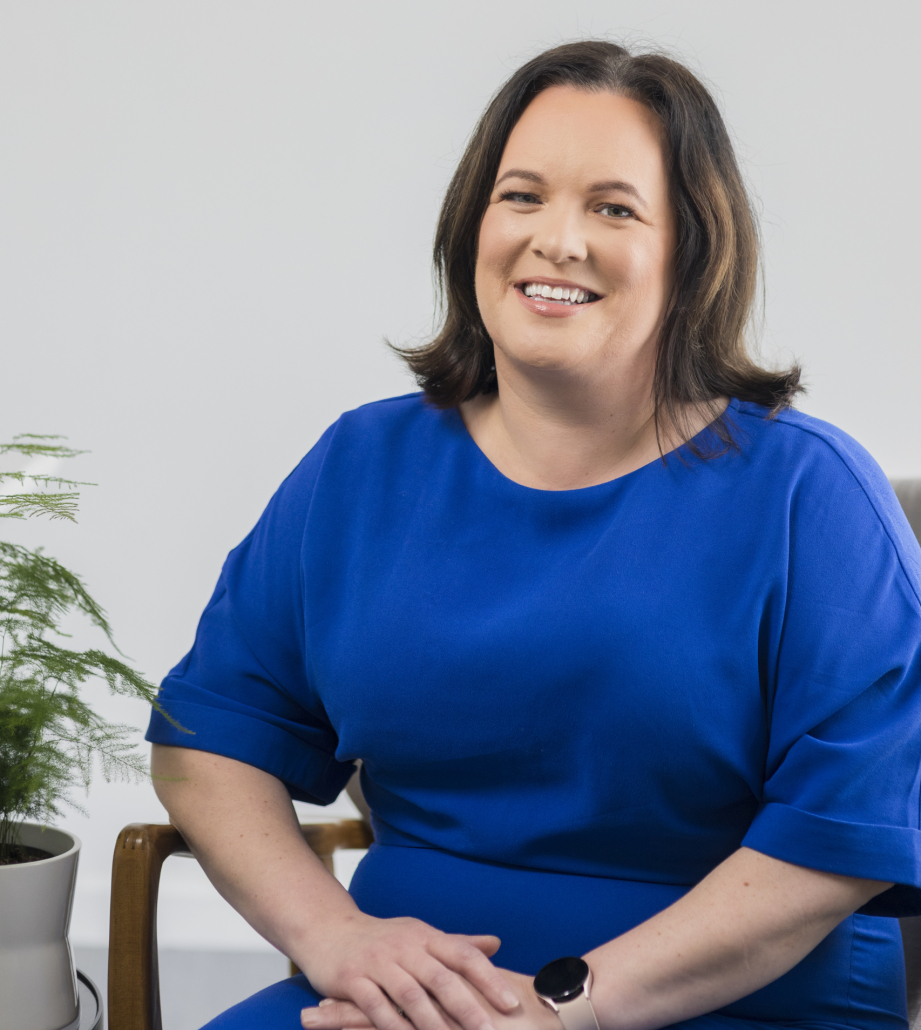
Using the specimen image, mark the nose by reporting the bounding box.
[530,203,588,265]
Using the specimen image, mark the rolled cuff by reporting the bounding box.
[145,699,355,806]
[742,801,921,916]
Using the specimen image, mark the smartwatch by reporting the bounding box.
[533,957,600,1030]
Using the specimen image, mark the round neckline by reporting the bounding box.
[448,398,739,496]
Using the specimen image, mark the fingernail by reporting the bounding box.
[502,992,520,1008]
[319,999,334,1007]
[302,1011,318,1023]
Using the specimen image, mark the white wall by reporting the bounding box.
[1,0,918,951]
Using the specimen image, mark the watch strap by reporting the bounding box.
[552,989,600,1030]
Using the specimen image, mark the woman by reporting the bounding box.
[147,41,921,1030]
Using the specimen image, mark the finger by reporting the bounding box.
[385,967,468,1030]
[408,954,500,1030]
[463,935,501,958]
[302,1001,373,1029]
[407,993,465,1030]
[348,978,420,1030]
[435,939,520,1013]
[428,996,465,1030]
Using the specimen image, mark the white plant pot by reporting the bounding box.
[0,823,81,1030]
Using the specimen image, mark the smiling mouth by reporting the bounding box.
[518,282,601,305]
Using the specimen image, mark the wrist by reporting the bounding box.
[289,895,367,968]
[578,948,635,1030]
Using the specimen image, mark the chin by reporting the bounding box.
[493,327,586,372]
[501,344,586,374]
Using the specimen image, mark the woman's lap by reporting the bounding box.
[199,972,322,1029]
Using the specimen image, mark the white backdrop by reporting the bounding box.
[1,0,919,951]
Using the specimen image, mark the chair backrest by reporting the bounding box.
[891,480,921,1028]
[891,480,921,543]
[346,760,372,825]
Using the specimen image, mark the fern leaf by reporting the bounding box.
[0,436,86,461]
[0,492,80,522]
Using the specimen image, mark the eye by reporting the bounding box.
[498,190,541,205]
[598,203,635,219]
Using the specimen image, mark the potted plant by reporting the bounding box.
[0,435,165,1030]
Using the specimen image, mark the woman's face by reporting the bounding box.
[475,86,676,388]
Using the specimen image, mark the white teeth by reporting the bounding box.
[522,283,593,304]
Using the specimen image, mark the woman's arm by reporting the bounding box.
[309,847,891,1030]
[582,846,890,1030]
[150,745,521,1030]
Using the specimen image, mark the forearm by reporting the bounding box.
[150,743,358,966]
[585,846,891,1030]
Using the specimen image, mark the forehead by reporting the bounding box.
[498,86,668,196]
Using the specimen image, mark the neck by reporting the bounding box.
[460,353,718,492]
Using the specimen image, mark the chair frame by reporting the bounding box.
[108,819,373,1030]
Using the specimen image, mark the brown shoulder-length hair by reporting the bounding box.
[395,40,802,451]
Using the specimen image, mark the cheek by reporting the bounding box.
[602,236,674,301]
[476,208,522,287]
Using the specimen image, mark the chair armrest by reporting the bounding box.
[300,820,374,871]
[108,819,373,1030]
[108,823,189,1030]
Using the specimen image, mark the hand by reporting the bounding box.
[304,966,560,1030]
[298,912,522,1030]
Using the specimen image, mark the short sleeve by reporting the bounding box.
[145,424,356,805]
[741,434,921,915]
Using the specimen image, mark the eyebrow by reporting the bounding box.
[494,169,648,208]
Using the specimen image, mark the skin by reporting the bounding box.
[152,86,892,1030]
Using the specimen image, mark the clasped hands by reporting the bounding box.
[299,913,561,1030]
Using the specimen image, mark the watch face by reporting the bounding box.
[534,957,589,1002]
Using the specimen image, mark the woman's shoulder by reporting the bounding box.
[289,391,438,466]
[731,399,892,496]
[732,400,882,481]
[333,390,442,438]
[318,390,456,467]
[230,392,447,562]
[729,399,921,585]
[275,391,452,501]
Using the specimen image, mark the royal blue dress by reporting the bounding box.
[146,395,921,1030]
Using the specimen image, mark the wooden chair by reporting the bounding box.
[108,482,921,1030]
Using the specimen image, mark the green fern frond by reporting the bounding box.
[0,436,86,461]
[0,541,114,642]
[0,492,80,522]
[0,436,187,841]
[0,471,95,490]
[0,435,89,524]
